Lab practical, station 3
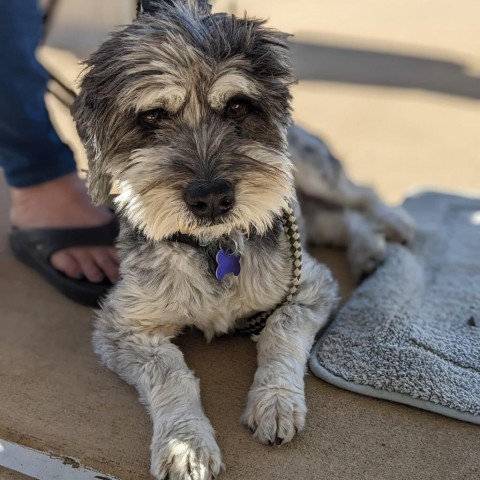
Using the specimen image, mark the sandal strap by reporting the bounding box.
[10,217,119,261]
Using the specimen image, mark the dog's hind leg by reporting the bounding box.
[92,305,223,480]
[289,124,415,278]
[242,253,338,445]
[300,196,388,280]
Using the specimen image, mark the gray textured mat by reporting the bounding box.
[309,191,480,424]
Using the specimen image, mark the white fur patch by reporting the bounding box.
[208,72,260,110]
[134,84,187,113]
[113,142,295,243]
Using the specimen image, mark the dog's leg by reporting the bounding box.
[288,124,415,244]
[242,254,338,445]
[300,197,387,279]
[93,311,223,480]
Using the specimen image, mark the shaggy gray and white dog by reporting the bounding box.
[73,1,414,478]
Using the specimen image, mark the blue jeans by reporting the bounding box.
[0,0,76,188]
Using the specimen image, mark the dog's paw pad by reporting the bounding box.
[151,436,223,480]
[241,385,306,446]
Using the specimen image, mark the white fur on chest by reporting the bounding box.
[117,233,293,338]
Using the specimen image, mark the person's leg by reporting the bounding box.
[0,0,75,187]
[0,0,119,285]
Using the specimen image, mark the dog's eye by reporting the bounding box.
[138,108,168,128]
[224,98,252,120]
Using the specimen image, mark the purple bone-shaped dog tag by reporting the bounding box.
[215,249,241,280]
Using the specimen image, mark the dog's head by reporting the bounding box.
[73,0,295,241]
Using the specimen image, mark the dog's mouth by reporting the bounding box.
[195,215,232,229]
[195,207,245,231]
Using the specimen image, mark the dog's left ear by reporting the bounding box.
[140,0,211,16]
[72,89,113,205]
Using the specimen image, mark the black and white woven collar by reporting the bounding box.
[235,206,302,335]
[165,207,302,335]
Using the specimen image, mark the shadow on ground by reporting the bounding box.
[290,39,480,99]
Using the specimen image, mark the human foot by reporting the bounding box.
[10,173,119,284]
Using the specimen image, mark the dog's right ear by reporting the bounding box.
[72,89,113,205]
[140,0,211,16]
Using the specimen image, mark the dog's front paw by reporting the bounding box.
[242,384,306,446]
[151,428,224,480]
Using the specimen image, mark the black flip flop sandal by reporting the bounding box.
[9,216,119,307]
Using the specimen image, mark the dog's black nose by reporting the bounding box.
[185,180,235,219]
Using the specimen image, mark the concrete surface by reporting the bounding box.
[0,467,35,480]
[1,1,480,479]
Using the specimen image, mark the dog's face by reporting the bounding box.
[73,0,295,241]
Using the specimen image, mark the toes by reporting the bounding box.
[108,247,120,266]
[242,385,306,446]
[92,247,120,283]
[69,249,105,283]
[53,246,120,284]
[51,251,83,279]
[151,437,223,480]
[388,212,415,244]
[268,437,283,446]
[371,205,416,244]
[348,233,387,280]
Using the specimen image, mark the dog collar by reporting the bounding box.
[236,206,302,335]
[168,233,241,281]
[167,206,302,336]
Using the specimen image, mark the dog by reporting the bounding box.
[72,1,414,478]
